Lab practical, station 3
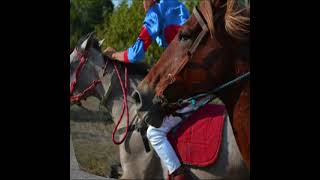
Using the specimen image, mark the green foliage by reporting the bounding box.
[96,0,164,66]
[182,0,199,11]
[70,0,114,50]
[72,0,200,65]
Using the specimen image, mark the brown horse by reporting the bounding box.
[134,0,250,172]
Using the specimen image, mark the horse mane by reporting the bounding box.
[125,62,150,77]
[104,55,150,77]
[76,33,90,49]
[75,32,102,52]
[92,39,102,52]
[201,0,249,41]
[224,0,250,40]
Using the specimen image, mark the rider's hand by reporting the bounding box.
[104,48,126,62]
[103,47,116,58]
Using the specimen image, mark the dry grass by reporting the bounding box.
[70,97,119,177]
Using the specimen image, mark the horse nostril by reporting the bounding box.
[132,90,143,110]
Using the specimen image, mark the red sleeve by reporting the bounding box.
[123,50,129,63]
[164,25,181,45]
[139,26,153,51]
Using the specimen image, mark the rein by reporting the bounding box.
[169,71,250,117]
[70,49,130,145]
[111,61,130,145]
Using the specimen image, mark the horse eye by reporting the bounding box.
[179,29,192,41]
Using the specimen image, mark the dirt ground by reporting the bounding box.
[70,96,120,178]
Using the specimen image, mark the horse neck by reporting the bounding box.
[219,53,250,119]
[219,80,249,121]
[103,64,144,123]
[218,57,250,168]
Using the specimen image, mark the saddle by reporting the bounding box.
[135,101,226,167]
[167,103,226,167]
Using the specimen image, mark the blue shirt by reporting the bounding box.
[124,0,189,63]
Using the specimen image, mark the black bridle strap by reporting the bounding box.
[209,72,250,95]
[170,71,250,108]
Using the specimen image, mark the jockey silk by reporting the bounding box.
[124,0,189,63]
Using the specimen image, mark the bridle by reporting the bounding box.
[156,4,250,113]
[70,47,131,145]
[188,6,210,55]
[70,49,103,103]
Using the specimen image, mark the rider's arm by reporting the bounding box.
[119,10,160,63]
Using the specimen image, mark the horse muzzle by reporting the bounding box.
[132,88,165,128]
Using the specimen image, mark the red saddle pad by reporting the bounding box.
[168,104,226,167]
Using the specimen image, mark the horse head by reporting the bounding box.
[70,32,110,104]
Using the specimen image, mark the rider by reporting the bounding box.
[104,0,190,179]
[104,0,189,63]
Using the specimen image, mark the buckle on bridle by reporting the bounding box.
[167,73,176,84]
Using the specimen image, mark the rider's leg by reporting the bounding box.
[147,115,183,174]
[146,104,195,176]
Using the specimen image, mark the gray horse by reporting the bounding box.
[70,33,249,179]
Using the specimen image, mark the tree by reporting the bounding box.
[96,0,164,66]
[182,0,199,11]
[92,0,200,66]
[70,0,114,50]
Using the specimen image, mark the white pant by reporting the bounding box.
[146,105,195,174]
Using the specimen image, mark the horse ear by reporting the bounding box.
[80,31,96,50]
[98,39,105,47]
[80,39,89,50]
